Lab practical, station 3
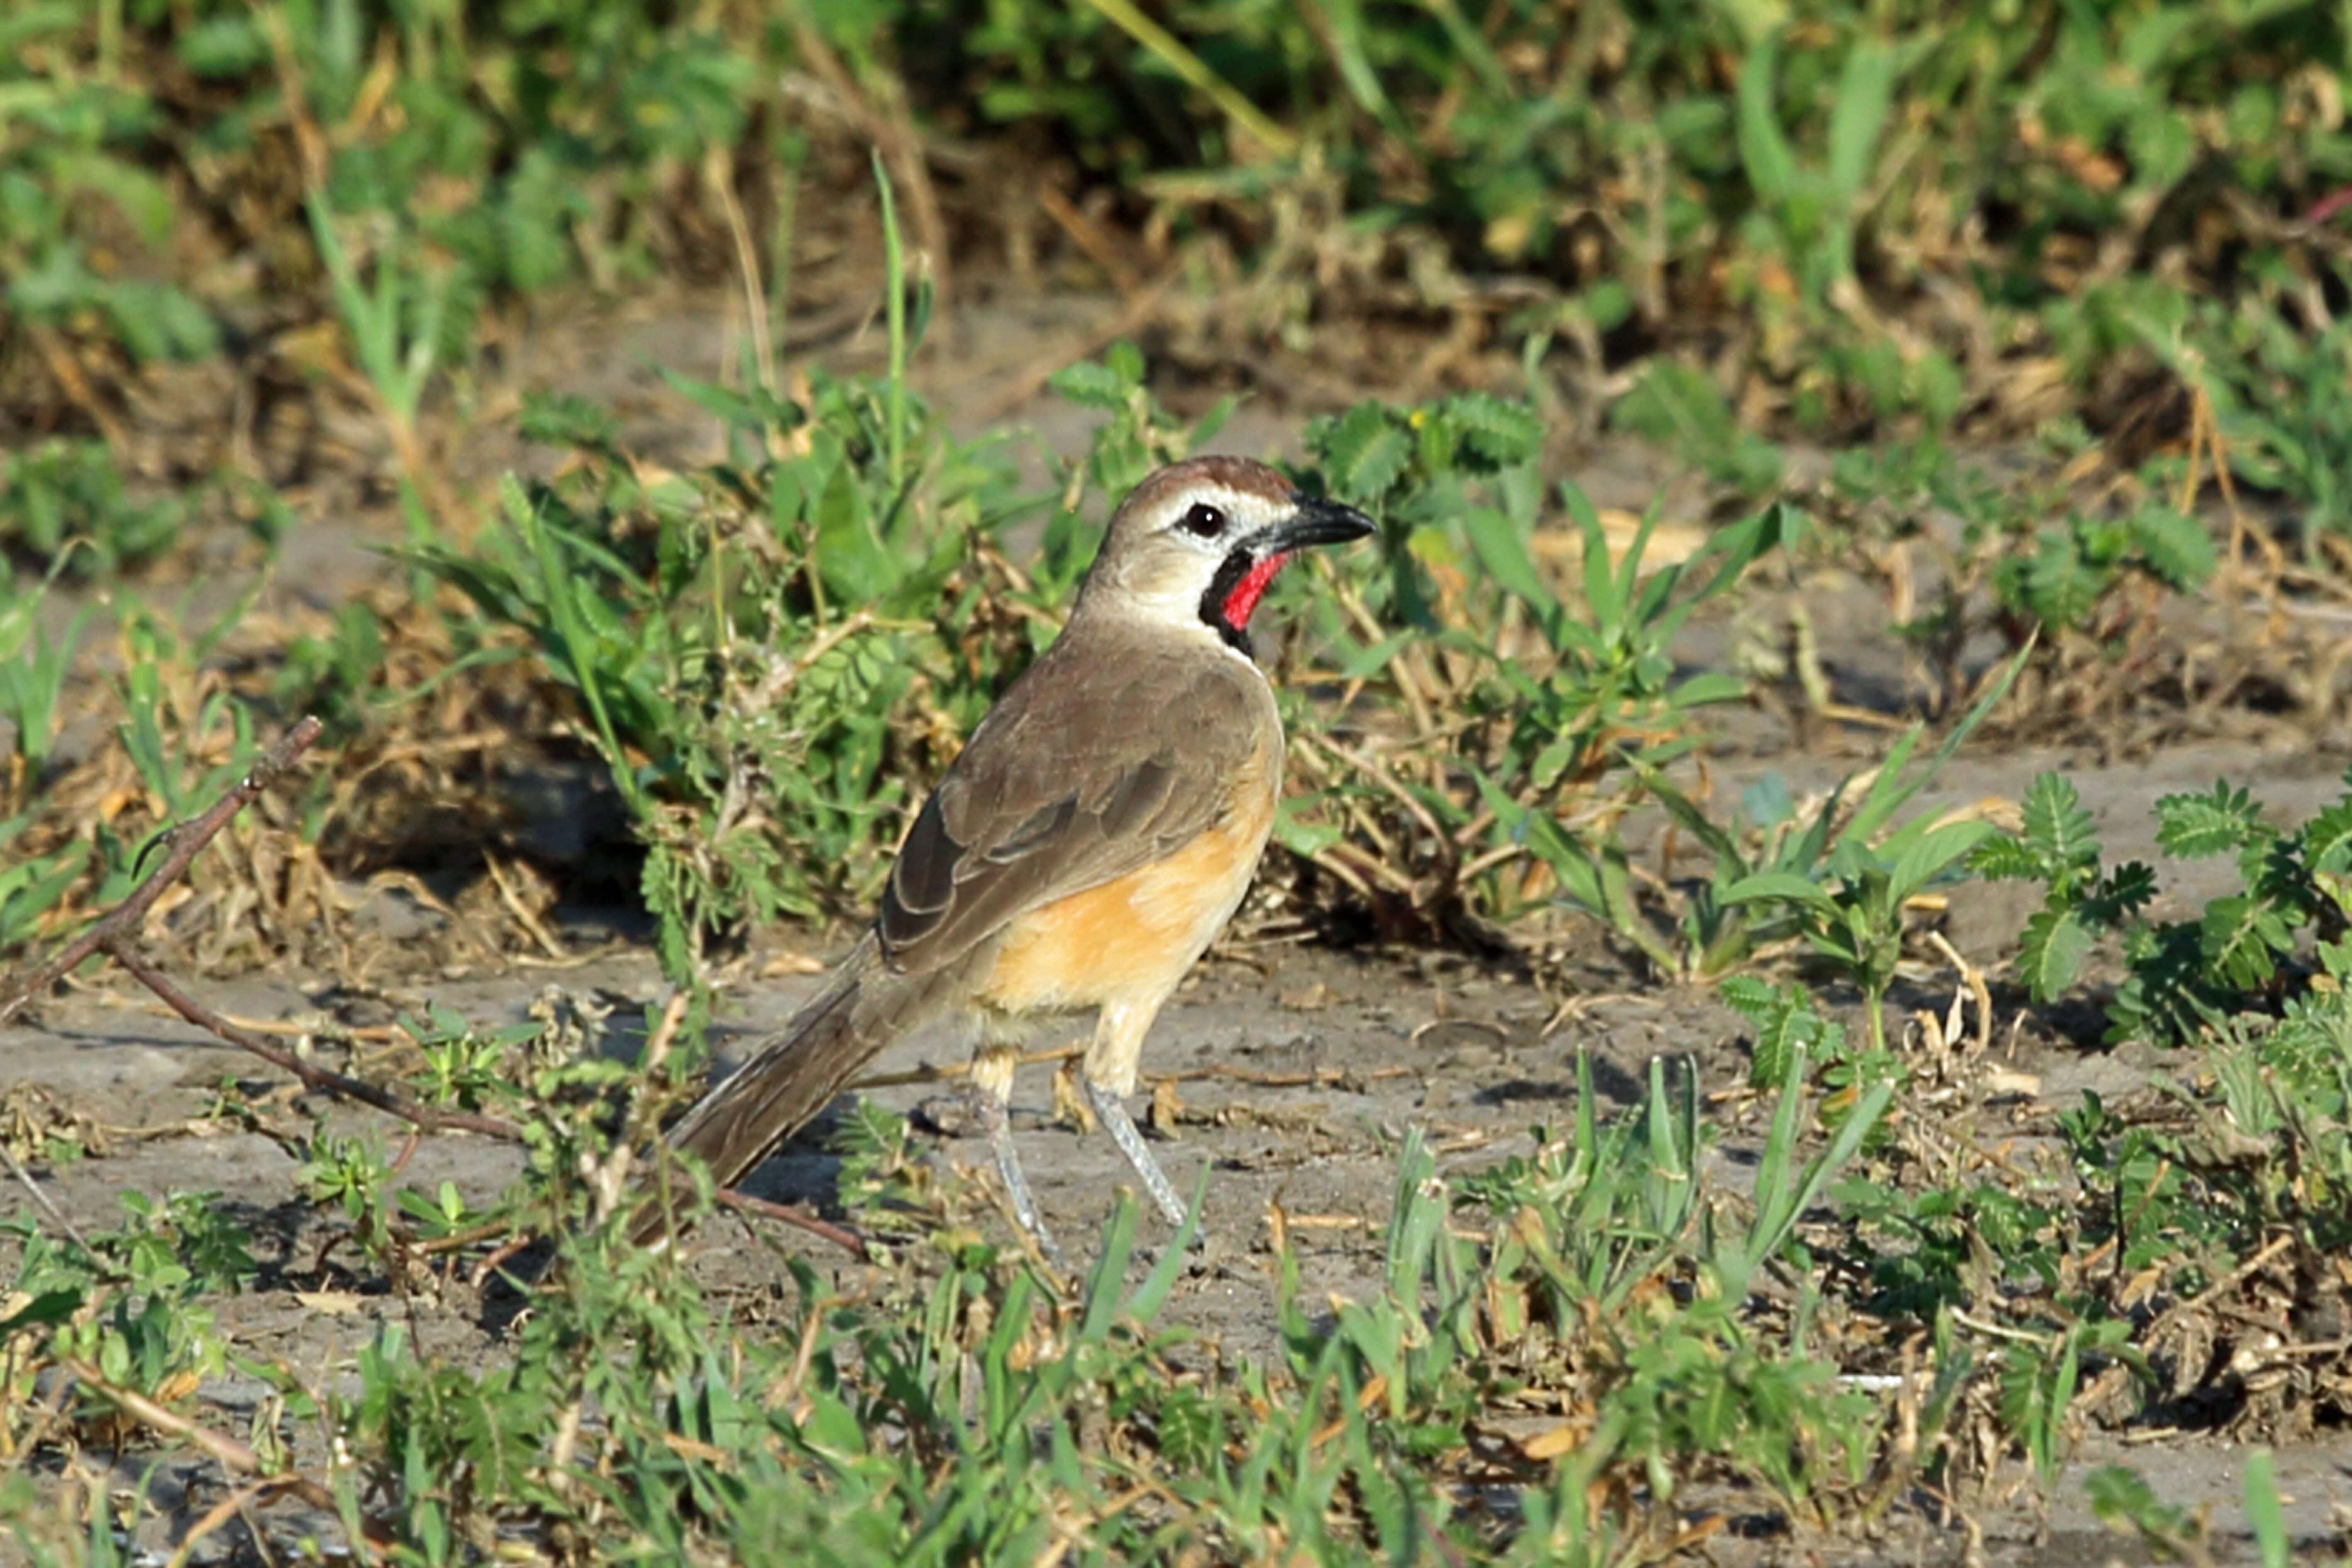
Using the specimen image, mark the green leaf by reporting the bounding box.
[2018,907,2092,1003]
[1666,671,1748,709]
[2020,771,2100,878]
[2303,800,2352,875]
[1968,835,2044,881]
[1842,645,2027,847]
[0,1288,82,1337]
[2156,782,2263,858]
[1721,871,1838,909]
[1316,403,1412,504]
[1047,359,1132,411]
[2245,1449,2289,1568]
[1445,391,1544,467]
[2020,525,2101,631]
[2199,893,2290,989]
[1826,41,1894,206]
[2128,504,2217,590]
[1887,820,1992,901]
[1735,36,1796,206]
[1272,797,1342,857]
[2084,862,2158,927]
[1462,506,1555,617]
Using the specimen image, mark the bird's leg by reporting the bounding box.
[1083,1076,1193,1233]
[1082,1000,1200,1237]
[970,1042,1066,1269]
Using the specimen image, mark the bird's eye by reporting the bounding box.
[1178,502,1227,538]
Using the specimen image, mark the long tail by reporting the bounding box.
[634,933,948,1242]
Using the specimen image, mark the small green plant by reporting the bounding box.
[1827,438,2218,720]
[1607,360,1785,493]
[0,813,87,957]
[2162,304,2352,546]
[1315,1052,1896,1538]
[0,574,90,799]
[1725,974,1848,1090]
[1464,494,1799,958]
[1974,767,2352,1047]
[295,1129,397,1266]
[830,1098,945,1237]
[1721,975,1907,1139]
[0,441,184,577]
[1999,1318,2132,1491]
[1832,1171,2067,1324]
[1969,770,2156,1005]
[1628,648,2019,1003]
[1724,809,1992,1052]
[398,1003,543,1112]
[269,601,390,738]
[1987,502,2216,641]
[1312,403,1800,952]
[2056,1089,2236,1288]
[5,1191,256,1419]
[2086,1462,2210,1561]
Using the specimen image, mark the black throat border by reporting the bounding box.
[1198,549,1259,657]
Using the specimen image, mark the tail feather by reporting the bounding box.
[633,933,950,1243]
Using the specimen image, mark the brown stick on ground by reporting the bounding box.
[60,1357,391,1561]
[0,711,511,1139]
[110,942,522,1140]
[0,715,325,1028]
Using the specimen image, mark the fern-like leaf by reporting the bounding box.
[1721,976,1822,1091]
[2107,922,2226,1048]
[1046,358,1133,412]
[2021,526,2101,632]
[1968,834,2044,881]
[1445,392,1544,468]
[2155,782,2263,858]
[2198,894,2291,991]
[2128,504,2217,591]
[1718,974,1781,1027]
[2241,834,2308,907]
[2081,862,2157,928]
[1315,403,1411,504]
[2018,906,2092,1003]
[2301,799,2352,876]
[2018,771,2099,885]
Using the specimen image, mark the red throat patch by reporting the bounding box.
[1220,551,1294,630]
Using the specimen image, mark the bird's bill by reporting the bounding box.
[1264,494,1377,552]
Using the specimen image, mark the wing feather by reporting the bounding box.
[877,645,1269,974]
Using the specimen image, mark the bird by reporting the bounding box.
[639,455,1376,1261]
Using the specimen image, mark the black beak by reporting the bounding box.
[1266,492,1378,552]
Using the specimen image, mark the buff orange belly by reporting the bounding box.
[976,783,1276,1021]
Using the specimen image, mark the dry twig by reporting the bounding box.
[60,1356,389,1560]
[0,716,325,1028]
[0,715,863,1259]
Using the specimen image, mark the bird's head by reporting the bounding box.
[1076,456,1376,655]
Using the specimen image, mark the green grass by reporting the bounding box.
[5,1040,1909,1566]
[10,0,2352,467]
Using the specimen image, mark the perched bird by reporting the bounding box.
[644,455,1375,1259]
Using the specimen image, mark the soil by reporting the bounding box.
[6,285,2350,1566]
